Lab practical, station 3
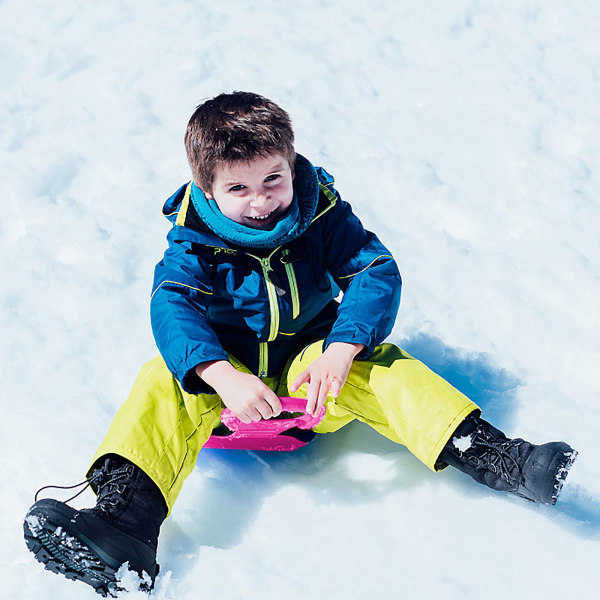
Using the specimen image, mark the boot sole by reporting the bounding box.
[24,501,125,597]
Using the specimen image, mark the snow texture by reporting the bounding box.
[2,1,600,599]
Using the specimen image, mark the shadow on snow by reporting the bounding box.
[160,333,598,575]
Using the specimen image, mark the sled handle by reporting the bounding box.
[219,396,326,433]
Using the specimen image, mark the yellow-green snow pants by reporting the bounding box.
[89,341,479,513]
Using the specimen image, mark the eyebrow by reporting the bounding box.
[221,161,286,187]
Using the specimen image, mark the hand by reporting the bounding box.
[289,342,364,416]
[196,361,282,423]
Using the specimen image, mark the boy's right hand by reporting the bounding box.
[195,360,281,423]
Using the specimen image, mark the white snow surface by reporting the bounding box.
[3,1,600,598]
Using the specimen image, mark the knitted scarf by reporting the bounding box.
[189,153,319,249]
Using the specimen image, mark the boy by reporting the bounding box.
[24,92,577,596]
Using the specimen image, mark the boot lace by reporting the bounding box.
[34,458,135,511]
[466,422,526,486]
[93,459,136,515]
[34,471,103,504]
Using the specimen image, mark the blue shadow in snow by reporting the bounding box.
[401,333,599,537]
[161,331,598,567]
[552,484,600,537]
[400,332,521,430]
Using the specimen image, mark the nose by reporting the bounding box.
[250,190,269,208]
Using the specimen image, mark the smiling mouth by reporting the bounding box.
[247,210,275,222]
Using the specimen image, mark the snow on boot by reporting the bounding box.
[438,414,577,505]
[23,455,167,597]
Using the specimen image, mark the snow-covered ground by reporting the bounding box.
[2,1,599,598]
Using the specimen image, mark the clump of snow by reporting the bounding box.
[452,434,473,453]
[114,563,174,599]
[24,514,42,530]
[114,562,148,595]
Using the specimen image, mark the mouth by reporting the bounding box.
[246,209,277,227]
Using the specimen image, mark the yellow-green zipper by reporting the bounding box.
[245,250,280,378]
[284,262,300,318]
[258,256,280,342]
[258,342,268,378]
[281,249,300,319]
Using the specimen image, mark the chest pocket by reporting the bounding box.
[279,247,310,320]
[210,248,255,297]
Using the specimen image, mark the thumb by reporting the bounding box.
[290,369,310,393]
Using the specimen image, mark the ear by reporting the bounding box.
[195,180,212,199]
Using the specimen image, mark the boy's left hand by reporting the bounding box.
[289,342,364,416]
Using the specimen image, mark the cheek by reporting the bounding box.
[213,198,242,220]
[278,183,294,207]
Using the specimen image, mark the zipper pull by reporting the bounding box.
[261,257,272,273]
[261,257,285,289]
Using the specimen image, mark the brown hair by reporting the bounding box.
[185,91,296,194]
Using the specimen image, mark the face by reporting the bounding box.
[204,153,294,229]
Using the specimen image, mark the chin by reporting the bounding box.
[246,219,278,231]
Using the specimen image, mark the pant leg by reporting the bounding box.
[281,341,480,471]
[88,356,223,514]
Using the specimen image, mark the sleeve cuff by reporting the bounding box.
[177,350,230,394]
[323,332,375,358]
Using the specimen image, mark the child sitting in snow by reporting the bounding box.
[24,91,577,596]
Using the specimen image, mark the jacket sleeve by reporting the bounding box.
[150,229,229,393]
[320,191,402,357]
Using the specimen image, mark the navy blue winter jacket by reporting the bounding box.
[150,154,402,394]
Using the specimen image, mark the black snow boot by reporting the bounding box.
[438,414,577,505]
[23,455,168,597]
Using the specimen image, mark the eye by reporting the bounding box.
[229,184,246,192]
[265,174,281,183]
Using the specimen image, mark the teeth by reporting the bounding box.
[250,211,273,220]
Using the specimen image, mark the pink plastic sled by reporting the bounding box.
[204,397,326,451]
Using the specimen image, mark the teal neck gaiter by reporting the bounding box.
[189,153,319,249]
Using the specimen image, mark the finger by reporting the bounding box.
[290,370,310,393]
[315,381,329,414]
[247,407,263,422]
[305,379,317,415]
[237,412,252,424]
[255,400,274,420]
[329,377,342,398]
[308,381,327,416]
[265,391,282,417]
